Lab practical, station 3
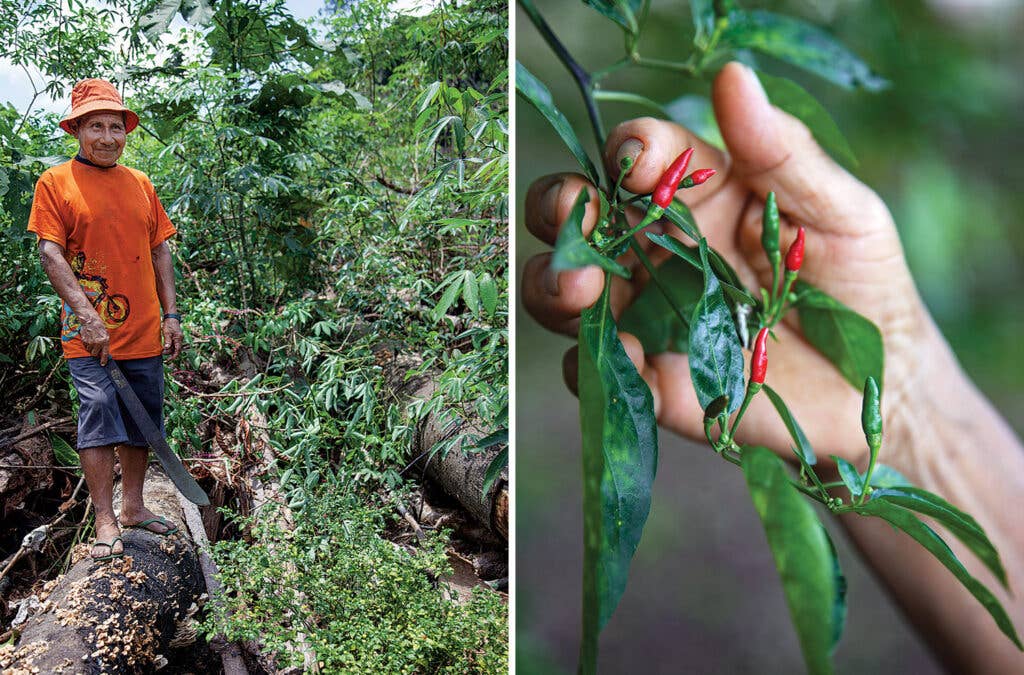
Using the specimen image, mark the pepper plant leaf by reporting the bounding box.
[762,384,817,465]
[618,255,703,354]
[577,280,659,672]
[742,446,837,674]
[646,233,756,306]
[580,0,644,35]
[831,455,864,498]
[757,71,858,170]
[870,487,1008,589]
[688,239,746,414]
[551,189,630,278]
[853,499,1021,649]
[793,281,884,389]
[868,463,912,489]
[515,62,600,184]
[721,10,888,91]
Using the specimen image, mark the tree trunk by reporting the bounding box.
[0,467,205,674]
[393,362,508,540]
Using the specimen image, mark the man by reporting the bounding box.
[28,78,184,561]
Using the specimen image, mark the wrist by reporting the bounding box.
[162,312,182,322]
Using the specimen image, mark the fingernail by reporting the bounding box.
[616,138,644,171]
[542,181,563,227]
[544,265,561,296]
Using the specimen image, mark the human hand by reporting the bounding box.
[79,314,111,366]
[162,317,183,361]
[522,62,941,467]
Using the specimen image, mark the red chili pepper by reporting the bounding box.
[651,148,694,208]
[785,226,805,272]
[751,327,769,384]
[680,168,716,188]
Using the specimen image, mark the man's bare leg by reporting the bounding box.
[79,445,122,557]
[117,445,174,533]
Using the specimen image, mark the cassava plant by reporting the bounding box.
[517,1,1021,673]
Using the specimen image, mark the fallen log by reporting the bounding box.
[0,466,205,674]
[391,357,508,540]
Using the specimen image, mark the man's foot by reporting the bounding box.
[92,518,124,560]
[120,507,179,536]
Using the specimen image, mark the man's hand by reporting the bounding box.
[162,318,183,361]
[78,315,111,365]
[522,62,940,467]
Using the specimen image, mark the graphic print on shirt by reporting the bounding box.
[61,251,131,342]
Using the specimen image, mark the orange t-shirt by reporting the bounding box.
[27,159,177,359]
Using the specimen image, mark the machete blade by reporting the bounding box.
[102,359,210,506]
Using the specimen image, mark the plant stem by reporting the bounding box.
[729,384,759,437]
[518,0,607,180]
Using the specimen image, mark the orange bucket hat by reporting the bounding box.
[59,78,139,136]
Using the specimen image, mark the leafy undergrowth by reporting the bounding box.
[205,490,507,674]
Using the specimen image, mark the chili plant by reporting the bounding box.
[517,1,1021,672]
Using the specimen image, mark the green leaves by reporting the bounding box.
[722,10,888,91]
[742,447,838,674]
[870,487,1008,589]
[577,280,658,671]
[515,62,600,184]
[551,189,629,278]
[854,499,1021,649]
[794,282,884,389]
[758,72,857,170]
[833,456,865,498]
[688,240,745,415]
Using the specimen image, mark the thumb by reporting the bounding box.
[712,62,884,235]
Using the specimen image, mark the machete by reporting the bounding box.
[101,359,210,506]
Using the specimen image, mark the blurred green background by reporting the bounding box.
[515,0,1024,672]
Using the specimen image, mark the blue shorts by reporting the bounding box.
[67,356,165,450]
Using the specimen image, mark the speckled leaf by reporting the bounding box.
[516,62,600,184]
[688,239,745,414]
[758,71,857,169]
[794,281,884,389]
[722,10,888,91]
[577,280,658,672]
[742,447,836,674]
[854,499,1021,649]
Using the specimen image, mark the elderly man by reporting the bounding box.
[28,78,184,561]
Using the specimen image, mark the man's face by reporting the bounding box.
[75,112,126,167]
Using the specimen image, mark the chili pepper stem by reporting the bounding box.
[768,270,799,326]
[730,382,762,437]
[858,435,883,504]
[602,206,662,253]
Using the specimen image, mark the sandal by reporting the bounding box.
[91,536,124,561]
[124,516,179,536]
